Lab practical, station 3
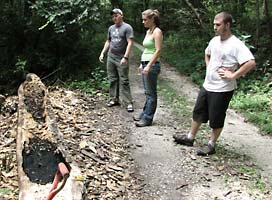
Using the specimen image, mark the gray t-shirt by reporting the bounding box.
[108,22,134,57]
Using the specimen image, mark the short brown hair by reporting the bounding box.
[216,12,233,26]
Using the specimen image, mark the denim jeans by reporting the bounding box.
[106,53,133,105]
[140,62,161,123]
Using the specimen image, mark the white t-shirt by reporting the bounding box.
[203,35,255,92]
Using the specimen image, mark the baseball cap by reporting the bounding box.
[111,8,123,15]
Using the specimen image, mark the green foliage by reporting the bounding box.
[238,164,267,192]
[232,28,256,52]
[0,1,27,93]
[232,93,270,111]
[162,32,207,85]
[254,177,267,192]
[0,0,106,94]
[15,57,27,74]
[69,67,109,94]
[26,0,103,80]
[0,188,11,195]
[231,80,272,134]
[30,0,100,33]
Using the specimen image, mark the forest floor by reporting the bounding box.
[1,44,272,200]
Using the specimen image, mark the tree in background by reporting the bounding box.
[120,0,272,85]
[0,0,103,94]
[0,0,271,94]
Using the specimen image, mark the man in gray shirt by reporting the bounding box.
[99,8,134,112]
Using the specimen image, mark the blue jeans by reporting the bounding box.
[140,62,160,123]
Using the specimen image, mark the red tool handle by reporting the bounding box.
[45,162,70,200]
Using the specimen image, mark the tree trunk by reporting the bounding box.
[183,0,206,32]
[255,0,260,47]
[264,0,272,47]
[17,73,84,200]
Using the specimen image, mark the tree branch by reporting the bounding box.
[183,0,205,30]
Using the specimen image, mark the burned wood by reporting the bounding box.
[16,73,84,200]
[22,137,65,184]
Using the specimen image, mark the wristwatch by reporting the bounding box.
[123,56,128,60]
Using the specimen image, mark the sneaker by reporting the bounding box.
[135,119,152,127]
[196,143,216,156]
[106,100,119,107]
[173,134,194,146]
[127,104,134,112]
[133,113,142,121]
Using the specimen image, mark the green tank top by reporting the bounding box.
[141,36,156,61]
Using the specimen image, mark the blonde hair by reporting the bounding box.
[142,9,160,27]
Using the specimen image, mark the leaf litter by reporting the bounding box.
[0,87,144,200]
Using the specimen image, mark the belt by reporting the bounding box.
[141,61,160,65]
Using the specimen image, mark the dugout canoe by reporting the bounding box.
[17,73,84,200]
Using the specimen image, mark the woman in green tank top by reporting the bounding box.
[134,9,163,127]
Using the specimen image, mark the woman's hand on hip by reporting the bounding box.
[143,66,150,75]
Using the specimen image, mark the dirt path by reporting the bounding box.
[158,51,272,182]
[0,43,271,199]
[117,43,272,200]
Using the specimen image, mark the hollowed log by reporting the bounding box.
[17,73,84,200]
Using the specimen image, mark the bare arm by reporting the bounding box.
[121,38,134,64]
[143,28,163,75]
[232,59,256,79]
[218,59,256,80]
[99,39,110,63]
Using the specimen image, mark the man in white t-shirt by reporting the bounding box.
[173,11,256,156]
